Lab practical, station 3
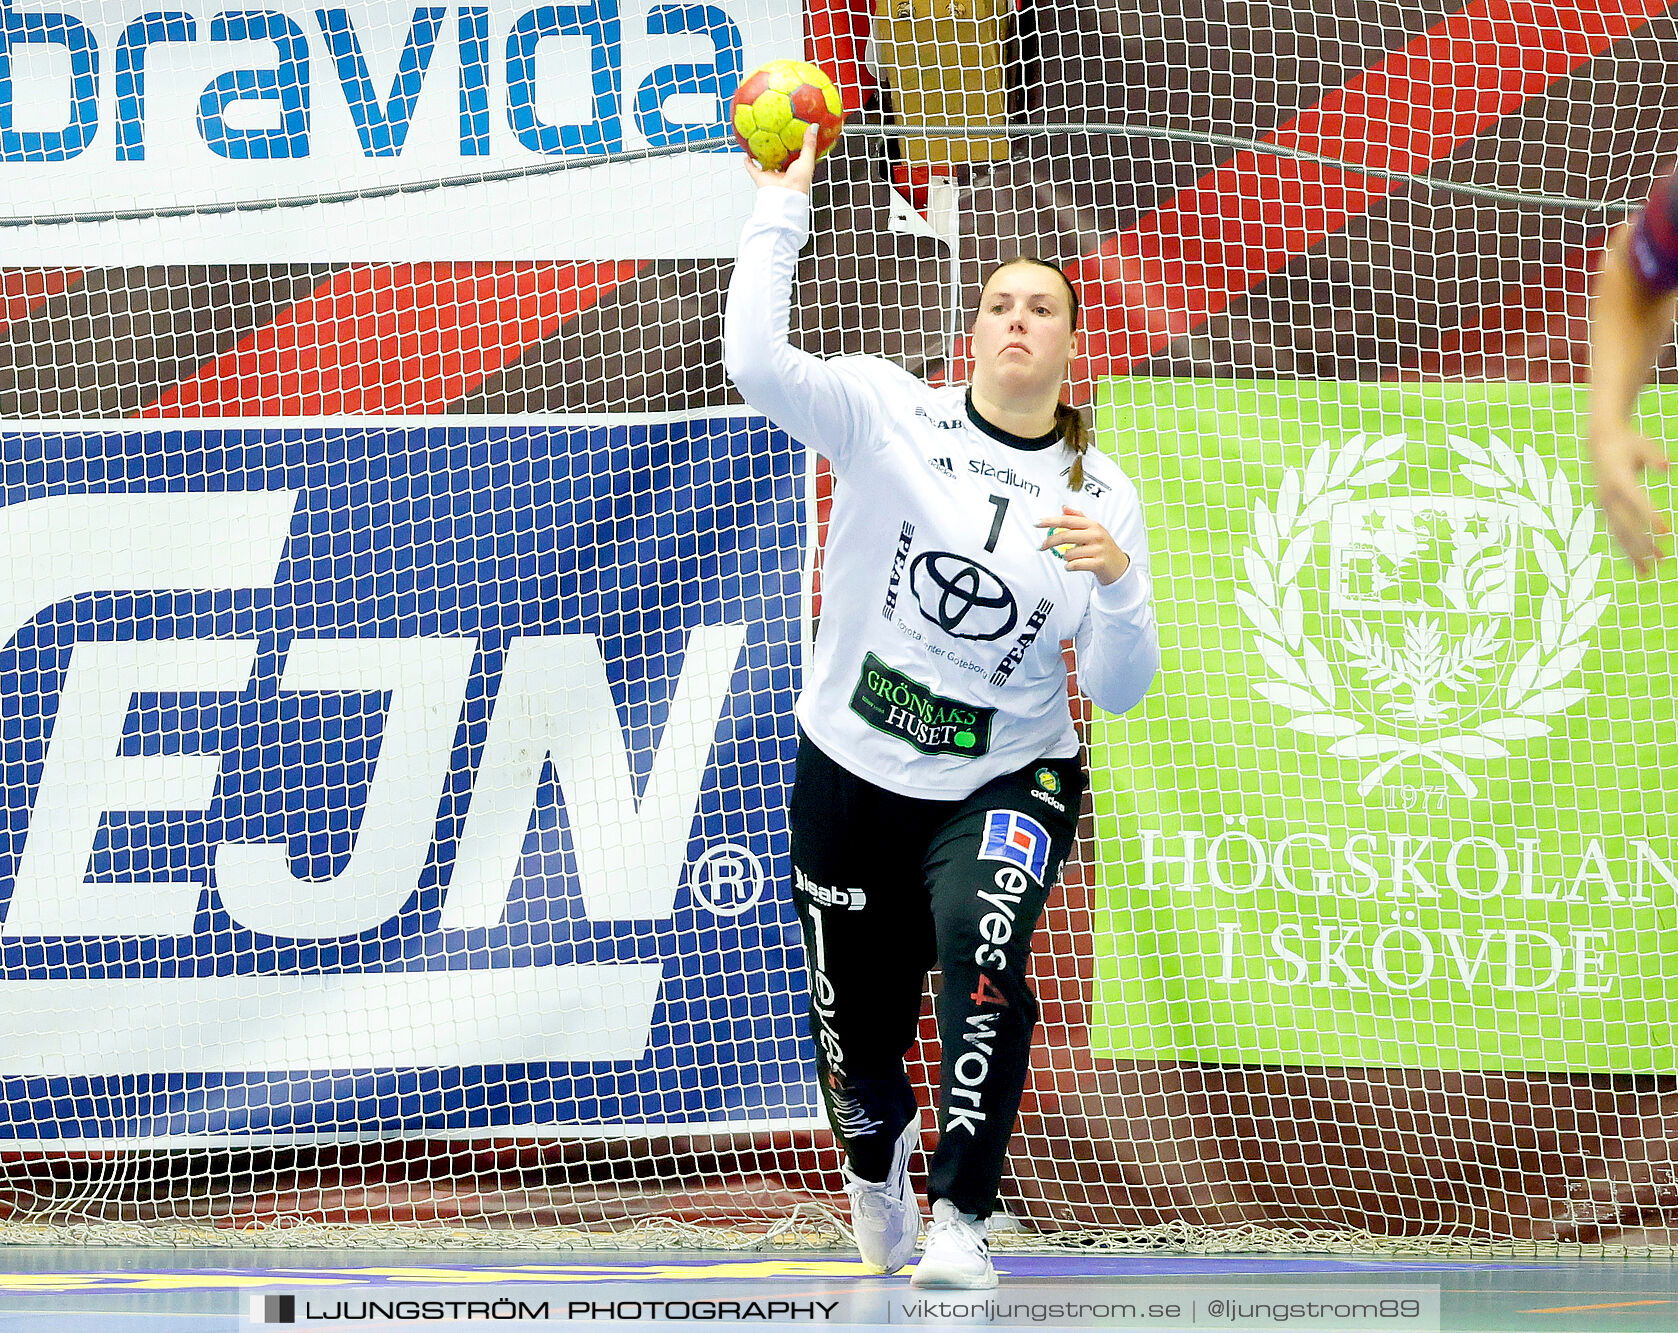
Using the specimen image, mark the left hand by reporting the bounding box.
[1038,505,1131,585]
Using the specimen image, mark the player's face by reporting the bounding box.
[970,265,1078,399]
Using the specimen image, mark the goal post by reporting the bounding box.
[0,0,1677,1252]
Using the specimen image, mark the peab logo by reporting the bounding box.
[1239,431,1603,799]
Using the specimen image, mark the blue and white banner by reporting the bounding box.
[0,0,787,260]
[0,416,819,1142]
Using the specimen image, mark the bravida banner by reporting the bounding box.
[1088,378,1678,1073]
[0,417,821,1142]
[0,0,789,260]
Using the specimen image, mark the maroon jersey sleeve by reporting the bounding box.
[1630,168,1678,295]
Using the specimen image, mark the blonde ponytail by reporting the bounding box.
[1056,400,1088,490]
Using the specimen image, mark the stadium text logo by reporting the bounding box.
[0,490,746,940]
[1239,431,1603,799]
[0,0,743,162]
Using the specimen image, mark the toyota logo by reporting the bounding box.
[910,551,1018,641]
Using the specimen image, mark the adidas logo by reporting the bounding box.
[929,456,956,478]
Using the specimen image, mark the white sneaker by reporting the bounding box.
[910,1199,998,1290]
[844,1117,922,1274]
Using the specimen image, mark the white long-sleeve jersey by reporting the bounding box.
[725,187,1160,800]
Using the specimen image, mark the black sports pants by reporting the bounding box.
[787,732,1084,1219]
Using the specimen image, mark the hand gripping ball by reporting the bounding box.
[730,60,845,171]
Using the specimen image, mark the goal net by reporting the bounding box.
[0,0,1676,1250]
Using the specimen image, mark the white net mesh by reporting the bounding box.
[1,0,1676,1249]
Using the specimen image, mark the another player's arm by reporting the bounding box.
[723,126,885,470]
[1589,188,1678,574]
[1044,495,1159,715]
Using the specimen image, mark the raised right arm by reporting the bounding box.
[723,135,885,473]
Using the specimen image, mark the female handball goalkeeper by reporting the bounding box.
[724,125,1160,1290]
[1591,163,1678,573]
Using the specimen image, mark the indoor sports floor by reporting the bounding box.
[0,1246,1673,1331]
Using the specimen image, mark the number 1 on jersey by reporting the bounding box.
[984,494,1009,553]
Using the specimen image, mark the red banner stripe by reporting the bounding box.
[1,270,82,334]
[1064,0,1672,381]
[143,261,642,417]
[1389,243,1597,381]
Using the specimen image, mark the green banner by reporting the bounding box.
[1088,378,1677,1072]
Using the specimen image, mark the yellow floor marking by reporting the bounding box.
[335,1260,873,1282]
[0,1274,359,1294]
[0,1257,878,1295]
[1520,1300,1675,1314]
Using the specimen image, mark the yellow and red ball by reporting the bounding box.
[730,60,845,171]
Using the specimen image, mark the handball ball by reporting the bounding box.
[730,60,845,171]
